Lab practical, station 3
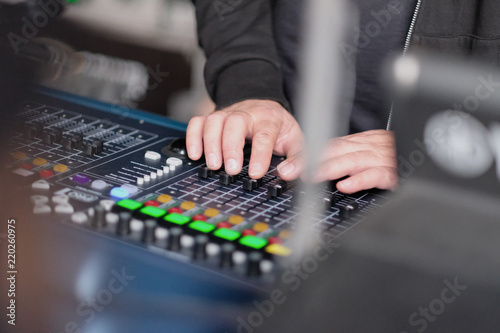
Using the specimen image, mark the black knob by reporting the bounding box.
[247,251,263,277]
[117,212,132,235]
[82,144,96,157]
[92,140,104,154]
[167,227,183,251]
[193,234,209,260]
[42,131,54,145]
[339,201,359,219]
[219,243,235,268]
[62,138,75,151]
[92,205,106,229]
[142,219,157,244]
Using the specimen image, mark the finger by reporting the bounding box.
[277,151,303,180]
[203,112,227,170]
[248,123,280,179]
[336,166,398,194]
[312,150,380,183]
[186,116,206,160]
[222,112,250,175]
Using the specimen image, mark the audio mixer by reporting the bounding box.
[6,89,391,289]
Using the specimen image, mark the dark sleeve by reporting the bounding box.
[192,0,290,110]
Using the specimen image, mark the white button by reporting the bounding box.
[206,243,220,257]
[232,251,247,265]
[55,204,74,214]
[144,175,151,182]
[105,212,119,225]
[91,179,108,191]
[99,200,115,211]
[157,169,163,176]
[33,204,51,214]
[162,166,170,173]
[13,168,35,177]
[32,180,50,190]
[52,195,69,204]
[166,157,182,167]
[137,177,144,185]
[180,235,194,248]
[31,195,49,205]
[155,227,169,240]
[150,172,157,179]
[121,184,139,194]
[145,151,161,161]
[260,260,274,274]
[130,219,143,232]
[71,212,88,224]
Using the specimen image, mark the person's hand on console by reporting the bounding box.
[186,99,304,179]
[277,130,398,194]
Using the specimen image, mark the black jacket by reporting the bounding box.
[193,0,500,127]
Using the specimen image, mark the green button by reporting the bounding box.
[116,199,143,211]
[189,221,216,233]
[140,206,167,218]
[164,213,191,225]
[213,228,241,241]
[239,236,268,249]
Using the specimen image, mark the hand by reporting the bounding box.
[277,130,398,194]
[186,99,304,179]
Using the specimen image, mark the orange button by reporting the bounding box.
[266,244,292,256]
[33,157,47,166]
[204,208,219,218]
[157,194,172,203]
[253,222,268,233]
[53,164,68,173]
[228,215,244,225]
[12,152,26,160]
[180,201,196,211]
[279,230,293,240]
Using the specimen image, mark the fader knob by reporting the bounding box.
[167,227,183,251]
[92,205,106,229]
[142,219,157,244]
[247,251,263,277]
[193,234,209,260]
[219,243,236,268]
[117,212,132,236]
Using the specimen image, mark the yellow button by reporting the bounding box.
[228,215,244,225]
[253,222,268,233]
[204,208,219,218]
[266,244,292,257]
[157,194,172,203]
[279,230,293,240]
[12,152,27,160]
[53,164,68,173]
[33,158,47,166]
[180,201,196,211]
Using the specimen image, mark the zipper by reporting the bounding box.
[386,0,422,130]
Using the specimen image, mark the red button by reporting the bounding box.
[39,169,54,178]
[20,163,33,170]
[168,206,183,214]
[144,200,159,207]
[242,229,257,236]
[268,236,282,245]
[217,222,231,229]
[192,214,207,222]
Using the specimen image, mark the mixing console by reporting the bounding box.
[6,90,391,288]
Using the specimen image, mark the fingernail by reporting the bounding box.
[188,145,198,158]
[248,163,262,177]
[226,158,238,174]
[207,153,218,169]
[339,178,351,188]
[277,161,294,176]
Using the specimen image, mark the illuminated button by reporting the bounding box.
[150,172,157,179]
[168,207,183,214]
[55,204,74,214]
[73,173,90,184]
[267,236,282,245]
[144,175,150,182]
[157,194,172,203]
[140,206,167,218]
[110,187,129,200]
[39,169,54,178]
[180,201,196,211]
[32,180,50,190]
[144,200,159,207]
[239,236,268,250]
[228,215,244,225]
[266,244,292,256]
[253,222,269,233]
[164,213,191,226]
[216,222,231,229]
[213,228,241,241]
[116,199,143,211]
[191,214,207,222]
[71,212,88,224]
[20,163,33,170]
[279,230,293,240]
[189,221,215,233]
[33,157,47,166]
[166,157,182,167]
[145,151,161,161]
[12,152,26,160]
[137,177,144,185]
[204,208,219,218]
[242,229,257,237]
[91,180,108,191]
[121,184,138,195]
[53,164,68,173]
[52,195,69,204]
